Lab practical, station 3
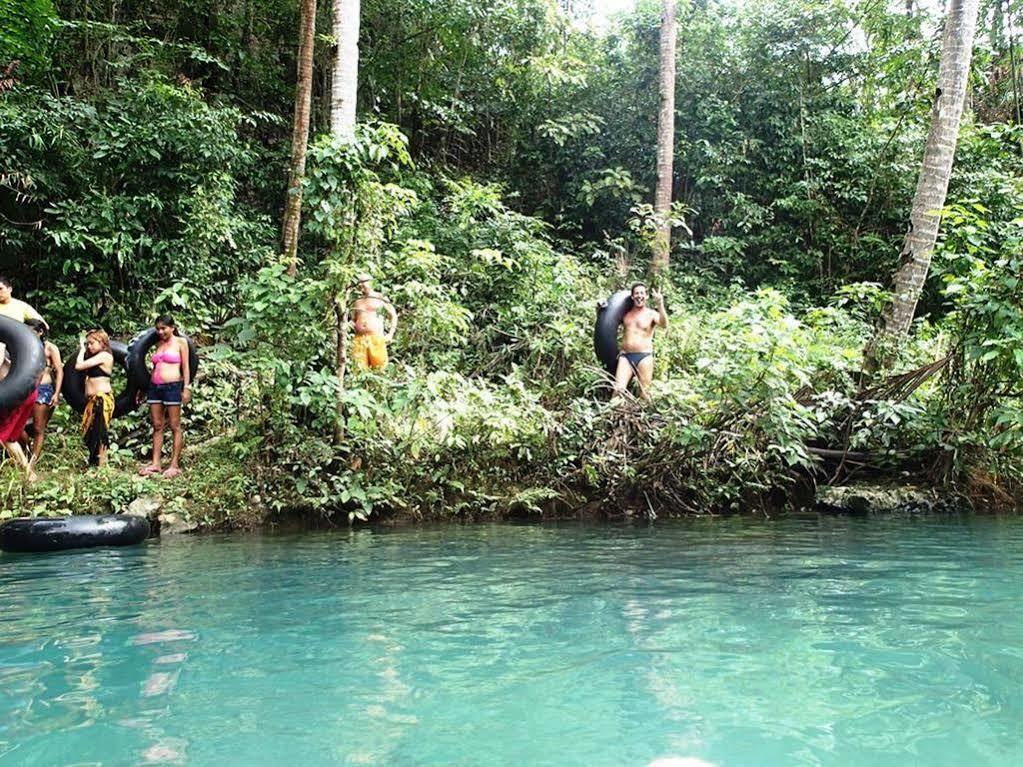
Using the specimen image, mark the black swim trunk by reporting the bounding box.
[620,351,652,371]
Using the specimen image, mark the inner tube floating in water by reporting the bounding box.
[126,328,199,391]
[0,316,46,410]
[62,339,141,419]
[593,290,633,375]
[0,515,150,553]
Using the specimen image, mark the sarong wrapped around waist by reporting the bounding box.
[82,391,113,466]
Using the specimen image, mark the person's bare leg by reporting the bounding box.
[4,441,37,482]
[164,407,183,477]
[613,356,635,398]
[141,404,165,474]
[636,356,655,400]
[30,403,51,466]
[98,444,107,468]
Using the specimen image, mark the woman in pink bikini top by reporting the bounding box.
[139,314,191,479]
[151,347,181,384]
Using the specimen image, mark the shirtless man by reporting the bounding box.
[614,282,668,399]
[351,274,398,370]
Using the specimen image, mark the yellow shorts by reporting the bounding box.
[352,333,388,370]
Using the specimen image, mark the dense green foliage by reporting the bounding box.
[3,0,1023,523]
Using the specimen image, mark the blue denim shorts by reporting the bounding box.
[36,383,55,406]
[147,381,183,406]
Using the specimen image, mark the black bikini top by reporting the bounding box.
[85,366,111,378]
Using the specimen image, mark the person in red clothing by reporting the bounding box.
[0,382,37,483]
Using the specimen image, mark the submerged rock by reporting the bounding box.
[816,484,947,515]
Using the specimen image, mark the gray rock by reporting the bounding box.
[157,512,198,535]
[125,496,163,519]
[816,484,944,515]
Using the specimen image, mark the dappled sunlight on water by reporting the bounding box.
[2,516,1023,766]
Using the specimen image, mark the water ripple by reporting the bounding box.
[2,516,1023,766]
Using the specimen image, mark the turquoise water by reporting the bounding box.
[2,516,1023,767]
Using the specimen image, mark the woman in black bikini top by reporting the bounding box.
[74,330,114,467]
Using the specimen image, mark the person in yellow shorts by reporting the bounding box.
[351,274,397,370]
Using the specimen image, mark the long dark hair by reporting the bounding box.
[26,318,47,341]
[155,314,176,329]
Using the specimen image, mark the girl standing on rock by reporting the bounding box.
[139,315,191,479]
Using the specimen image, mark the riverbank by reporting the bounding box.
[1,430,265,531]
[2,428,1005,536]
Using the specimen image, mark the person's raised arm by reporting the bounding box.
[179,336,192,404]
[75,341,109,370]
[651,290,669,329]
[50,344,63,407]
[385,300,398,342]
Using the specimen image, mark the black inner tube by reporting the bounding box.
[593,290,633,375]
[0,515,150,553]
[0,316,46,410]
[127,328,199,391]
[62,339,140,419]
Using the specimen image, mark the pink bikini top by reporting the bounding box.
[151,344,182,385]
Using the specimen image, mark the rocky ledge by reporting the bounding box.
[816,484,955,515]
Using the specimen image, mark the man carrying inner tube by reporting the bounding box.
[0,275,46,327]
[0,276,47,383]
[351,274,397,370]
[614,282,668,400]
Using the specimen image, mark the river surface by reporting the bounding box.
[2,515,1022,766]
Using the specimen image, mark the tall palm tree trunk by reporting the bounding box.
[879,0,979,339]
[328,0,362,442]
[330,0,360,141]
[650,0,677,276]
[282,0,317,276]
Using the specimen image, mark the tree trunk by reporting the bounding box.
[650,0,677,276]
[878,0,979,339]
[1008,2,1022,137]
[330,0,360,140]
[334,294,350,442]
[328,0,360,443]
[281,0,317,275]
